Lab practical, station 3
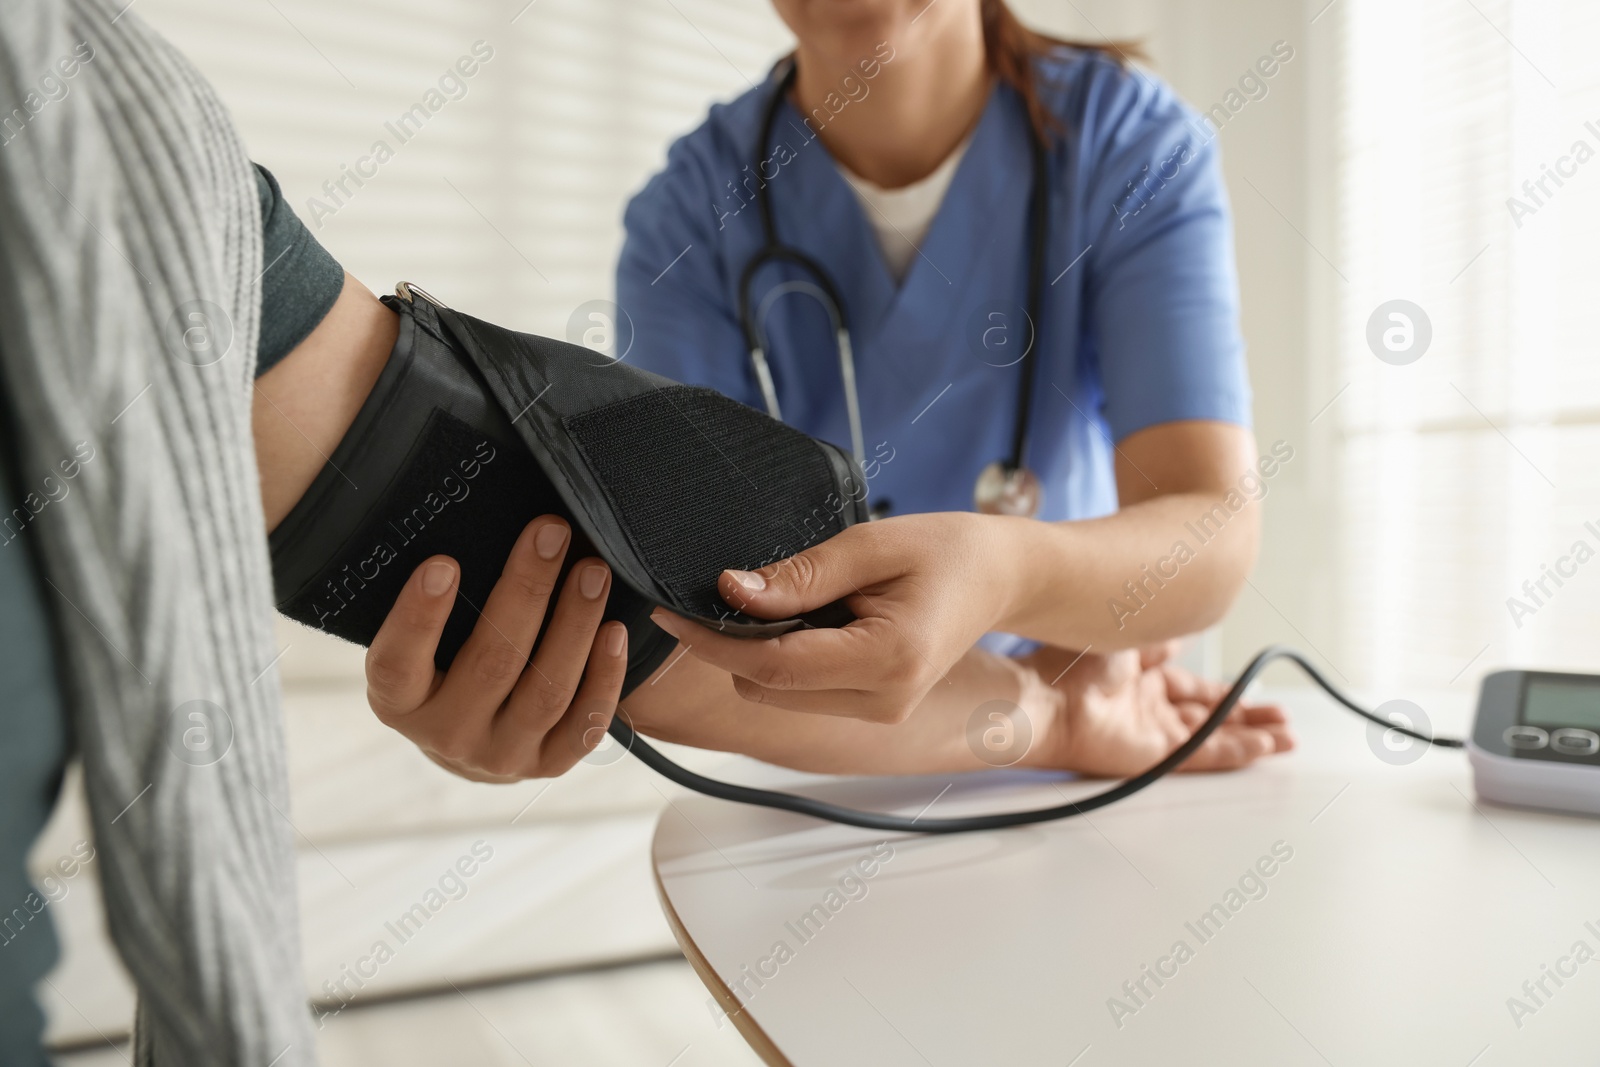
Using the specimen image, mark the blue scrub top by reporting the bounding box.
[617,48,1250,526]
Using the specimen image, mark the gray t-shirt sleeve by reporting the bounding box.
[0,453,71,1066]
[253,164,345,376]
[0,166,344,1065]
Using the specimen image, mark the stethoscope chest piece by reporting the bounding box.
[974,461,1043,518]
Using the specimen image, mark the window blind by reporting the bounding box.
[137,0,791,337]
[1329,0,1600,692]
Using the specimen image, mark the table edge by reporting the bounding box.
[651,829,793,1067]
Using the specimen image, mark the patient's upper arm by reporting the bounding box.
[252,272,397,530]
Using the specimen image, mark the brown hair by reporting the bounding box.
[982,0,1145,143]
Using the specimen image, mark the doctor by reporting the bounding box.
[622,0,1267,726]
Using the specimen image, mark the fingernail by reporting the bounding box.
[580,564,608,600]
[725,569,765,593]
[422,561,455,596]
[650,609,678,632]
[604,624,626,657]
[535,523,569,560]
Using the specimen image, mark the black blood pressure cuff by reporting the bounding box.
[268,285,869,694]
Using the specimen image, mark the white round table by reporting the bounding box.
[651,690,1600,1066]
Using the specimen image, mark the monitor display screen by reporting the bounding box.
[1522,676,1600,731]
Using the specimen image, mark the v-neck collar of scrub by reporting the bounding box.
[767,82,1033,354]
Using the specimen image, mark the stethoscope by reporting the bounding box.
[736,61,1049,519]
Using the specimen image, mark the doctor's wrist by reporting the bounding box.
[985,514,1075,640]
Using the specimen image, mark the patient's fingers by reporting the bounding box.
[1173,700,1210,730]
[1256,720,1296,752]
[1173,698,1293,750]
[367,555,457,720]
[1233,702,1289,726]
[1176,725,1280,772]
[1160,663,1229,706]
[1175,709,1295,772]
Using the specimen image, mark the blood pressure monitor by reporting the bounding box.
[1469,670,1600,816]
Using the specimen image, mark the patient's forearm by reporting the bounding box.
[253,272,397,530]
[623,647,1062,775]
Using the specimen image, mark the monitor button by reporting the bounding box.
[1550,728,1600,756]
[1504,726,1549,750]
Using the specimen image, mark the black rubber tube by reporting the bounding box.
[607,645,1464,834]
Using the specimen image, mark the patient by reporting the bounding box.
[255,246,1292,785]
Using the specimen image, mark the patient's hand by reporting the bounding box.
[1022,645,1293,777]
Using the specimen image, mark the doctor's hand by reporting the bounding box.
[1022,644,1294,776]
[650,513,1008,723]
[364,517,630,782]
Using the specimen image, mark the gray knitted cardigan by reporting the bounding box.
[0,1,312,1063]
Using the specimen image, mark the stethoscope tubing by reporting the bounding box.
[738,61,1049,481]
[608,645,1464,834]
